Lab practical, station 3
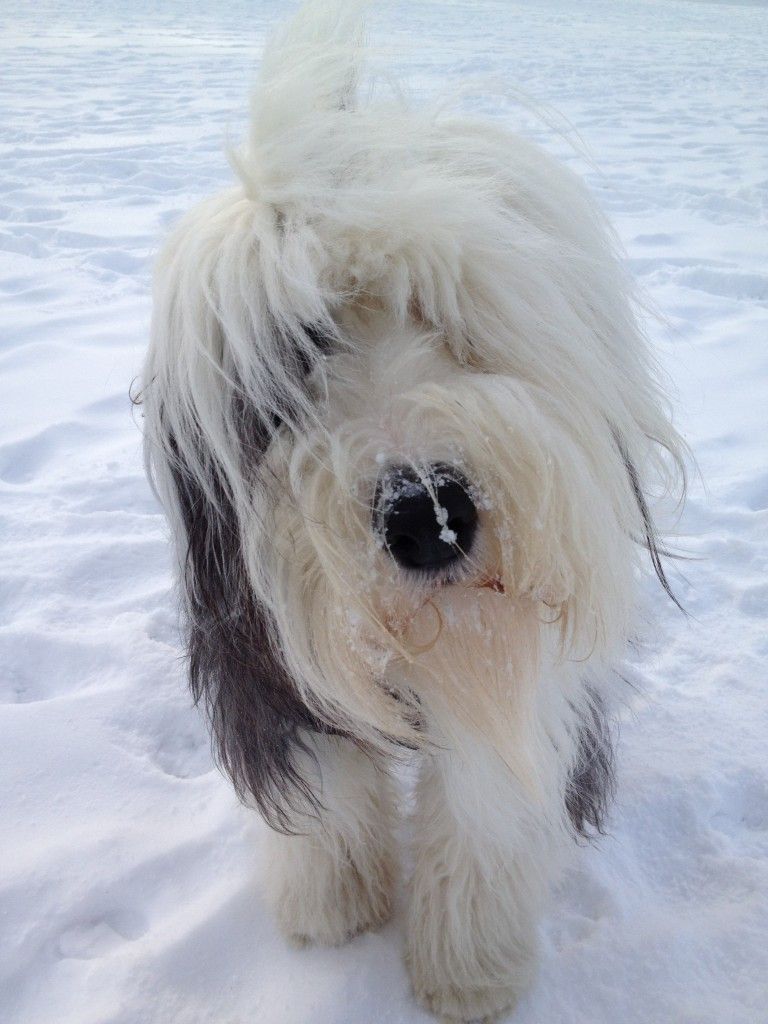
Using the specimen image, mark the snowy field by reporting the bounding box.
[1,1,767,1022]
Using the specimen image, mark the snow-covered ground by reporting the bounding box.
[1,2,767,1022]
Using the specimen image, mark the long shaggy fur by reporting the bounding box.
[139,2,685,1018]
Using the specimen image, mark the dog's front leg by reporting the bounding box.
[407,699,560,1022]
[264,732,397,947]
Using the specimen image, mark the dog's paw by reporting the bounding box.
[280,875,392,948]
[268,837,394,948]
[410,978,523,1023]
[405,880,537,1022]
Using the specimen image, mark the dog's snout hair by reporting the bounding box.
[139,2,687,1018]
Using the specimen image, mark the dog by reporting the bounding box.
[140,2,686,1019]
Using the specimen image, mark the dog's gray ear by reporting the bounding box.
[167,437,327,833]
[139,182,339,832]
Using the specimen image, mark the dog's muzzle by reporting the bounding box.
[374,463,478,573]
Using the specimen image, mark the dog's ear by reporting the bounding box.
[167,440,326,832]
[139,192,335,832]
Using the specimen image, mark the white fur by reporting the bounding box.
[264,732,396,947]
[141,2,686,1019]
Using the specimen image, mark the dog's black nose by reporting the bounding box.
[374,464,478,572]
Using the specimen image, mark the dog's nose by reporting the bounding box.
[375,464,478,572]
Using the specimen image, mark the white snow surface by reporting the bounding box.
[1,2,767,1022]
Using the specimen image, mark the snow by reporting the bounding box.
[1,2,767,1022]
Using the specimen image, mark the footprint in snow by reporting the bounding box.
[113,701,213,781]
[547,866,616,948]
[57,909,146,960]
[152,728,213,780]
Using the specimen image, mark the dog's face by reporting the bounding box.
[237,257,644,748]
[142,61,684,816]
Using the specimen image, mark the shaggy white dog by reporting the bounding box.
[141,2,685,1020]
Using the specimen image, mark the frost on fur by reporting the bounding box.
[140,0,686,1017]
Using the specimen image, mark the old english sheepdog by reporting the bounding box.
[140,2,685,1019]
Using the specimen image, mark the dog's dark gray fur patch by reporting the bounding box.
[166,338,338,833]
[565,692,616,839]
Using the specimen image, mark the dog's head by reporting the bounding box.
[141,2,685,824]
